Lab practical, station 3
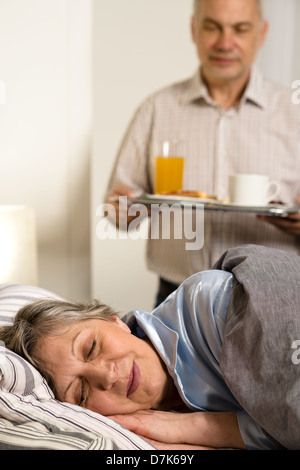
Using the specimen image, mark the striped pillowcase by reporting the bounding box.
[0,284,61,398]
[0,284,153,450]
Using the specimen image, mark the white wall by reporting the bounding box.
[92,0,300,315]
[0,0,92,300]
[257,0,300,87]
[92,0,197,313]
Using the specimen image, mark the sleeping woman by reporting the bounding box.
[1,244,300,450]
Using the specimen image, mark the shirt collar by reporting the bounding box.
[242,65,266,109]
[182,65,266,109]
[181,67,208,105]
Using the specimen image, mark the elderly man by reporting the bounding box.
[106,0,300,305]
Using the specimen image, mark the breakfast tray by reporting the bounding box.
[127,194,299,216]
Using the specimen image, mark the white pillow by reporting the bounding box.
[0,284,154,450]
[0,284,61,398]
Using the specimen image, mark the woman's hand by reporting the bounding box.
[141,439,215,450]
[111,410,193,445]
[110,410,246,450]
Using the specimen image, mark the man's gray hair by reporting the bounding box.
[193,0,264,19]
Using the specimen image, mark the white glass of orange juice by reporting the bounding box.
[154,140,185,194]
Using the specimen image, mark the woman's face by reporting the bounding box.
[34,316,173,416]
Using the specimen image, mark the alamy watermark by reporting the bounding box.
[96,196,204,251]
[291,340,300,364]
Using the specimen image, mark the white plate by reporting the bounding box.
[146,194,217,204]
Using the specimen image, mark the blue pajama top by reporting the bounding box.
[124,270,276,450]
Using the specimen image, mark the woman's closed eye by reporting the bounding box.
[79,380,86,406]
[78,339,97,406]
[87,339,96,360]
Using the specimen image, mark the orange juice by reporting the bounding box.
[155,156,185,194]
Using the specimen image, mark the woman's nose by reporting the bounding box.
[88,360,118,391]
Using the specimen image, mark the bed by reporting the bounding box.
[0,283,154,450]
[2,244,298,450]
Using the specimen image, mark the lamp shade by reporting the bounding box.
[0,205,38,285]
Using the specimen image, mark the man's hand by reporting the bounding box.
[109,184,136,200]
[257,196,300,236]
[106,184,140,230]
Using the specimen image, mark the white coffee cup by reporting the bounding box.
[228,174,281,206]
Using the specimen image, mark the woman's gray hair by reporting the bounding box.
[0,298,117,391]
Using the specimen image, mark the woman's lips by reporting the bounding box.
[127,362,141,396]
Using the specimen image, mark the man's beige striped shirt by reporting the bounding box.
[107,67,300,285]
